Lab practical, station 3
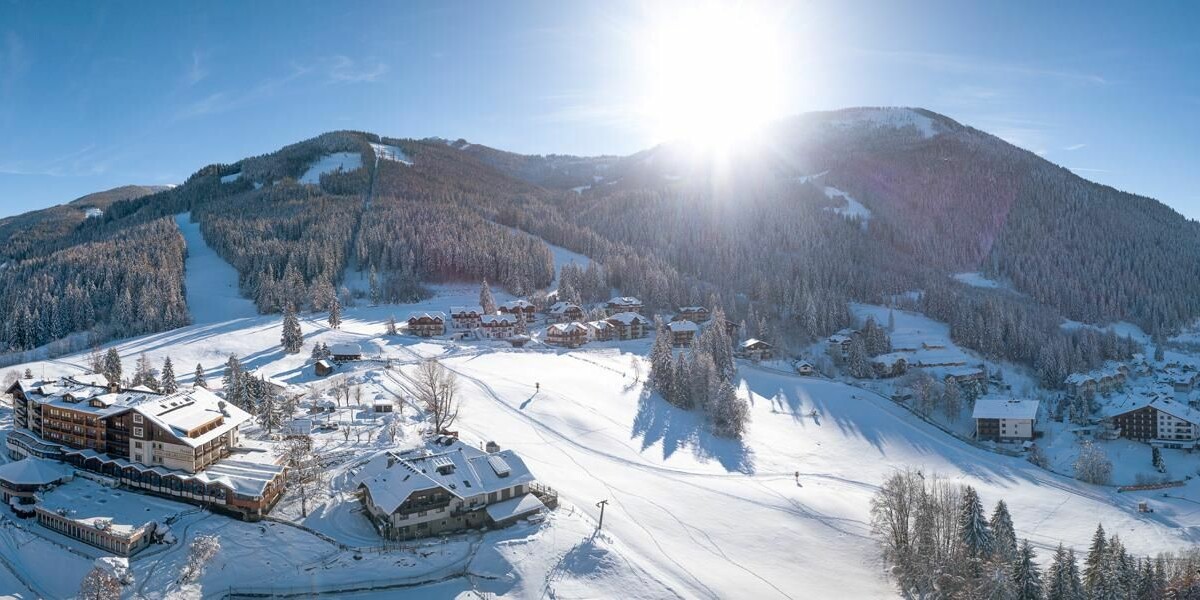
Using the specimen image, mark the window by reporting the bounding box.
[134,441,142,449]
[132,414,143,424]
[134,454,142,462]
[133,427,143,437]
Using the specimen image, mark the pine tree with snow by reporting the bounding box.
[887,308,896,332]
[1074,441,1112,485]
[1151,446,1165,472]
[709,380,749,438]
[958,486,993,562]
[386,314,398,336]
[281,304,304,354]
[1045,544,1082,600]
[194,363,207,388]
[222,355,242,405]
[479,279,497,315]
[1011,540,1043,600]
[671,352,691,408]
[257,379,283,433]
[319,342,332,360]
[327,297,342,330]
[1082,524,1107,594]
[132,353,158,390]
[310,342,323,362]
[161,357,178,394]
[990,500,1018,564]
[369,266,380,305]
[649,322,676,400]
[847,336,873,378]
[103,348,123,385]
[515,311,527,335]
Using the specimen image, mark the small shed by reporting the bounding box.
[372,399,394,413]
[314,359,336,377]
[330,343,363,362]
[795,361,816,376]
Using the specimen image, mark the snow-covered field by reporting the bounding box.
[823,185,871,224]
[174,212,258,325]
[5,227,1200,598]
[369,142,412,166]
[300,152,364,184]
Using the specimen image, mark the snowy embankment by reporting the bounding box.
[369,142,412,166]
[299,152,364,184]
[174,212,258,325]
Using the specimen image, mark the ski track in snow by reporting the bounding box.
[175,212,259,324]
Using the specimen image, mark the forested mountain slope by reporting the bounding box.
[0,109,1192,382]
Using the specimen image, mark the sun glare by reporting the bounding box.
[639,4,787,149]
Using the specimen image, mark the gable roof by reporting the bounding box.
[606,296,642,306]
[667,320,699,332]
[330,343,362,356]
[134,387,251,448]
[972,399,1039,420]
[607,311,649,325]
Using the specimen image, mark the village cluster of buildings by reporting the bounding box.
[3,375,286,536]
[826,327,989,396]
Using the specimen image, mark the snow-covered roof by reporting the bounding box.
[330,343,362,356]
[972,399,1039,421]
[35,478,172,538]
[500,300,534,310]
[587,320,612,330]
[0,458,72,486]
[607,312,650,325]
[667,320,699,332]
[485,493,545,522]
[408,311,446,321]
[1106,396,1200,425]
[871,352,908,366]
[549,302,581,314]
[549,322,588,335]
[315,359,335,369]
[358,440,536,515]
[606,296,642,307]
[677,306,707,313]
[481,314,517,326]
[741,338,771,349]
[135,387,251,448]
[450,306,484,315]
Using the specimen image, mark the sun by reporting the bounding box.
[638,3,788,149]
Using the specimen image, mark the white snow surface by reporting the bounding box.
[83,207,103,218]
[953,271,1005,289]
[220,171,241,183]
[174,212,259,324]
[299,152,364,184]
[827,107,942,139]
[823,185,872,224]
[369,142,412,165]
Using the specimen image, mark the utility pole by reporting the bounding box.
[596,499,608,531]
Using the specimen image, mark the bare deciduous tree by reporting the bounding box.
[414,359,460,434]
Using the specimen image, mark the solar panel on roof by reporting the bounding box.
[487,455,511,477]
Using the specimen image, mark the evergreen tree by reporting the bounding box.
[369,266,380,305]
[959,486,994,562]
[132,353,157,390]
[222,355,243,406]
[386,314,398,336]
[1046,544,1083,600]
[846,336,873,378]
[281,304,304,354]
[1083,524,1107,594]
[328,297,342,329]
[1151,446,1165,472]
[194,363,207,388]
[709,380,749,438]
[649,322,676,401]
[161,357,178,394]
[887,308,896,332]
[990,500,1018,564]
[479,279,497,314]
[1011,540,1043,600]
[103,348,123,385]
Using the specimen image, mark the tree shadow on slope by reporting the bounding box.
[630,388,755,474]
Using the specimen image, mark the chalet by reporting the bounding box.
[870,353,909,378]
[498,300,537,319]
[547,322,589,348]
[587,320,614,342]
[1106,397,1200,447]
[826,329,858,361]
[547,302,585,324]
[314,359,336,377]
[722,319,740,338]
[1064,373,1097,401]
[604,296,643,316]
[6,379,286,519]
[675,306,710,323]
[794,361,816,377]
[606,312,652,340]
[330,343,363,362]
[450,306,485,330]
[478,314,518,340]
[942,366,988,397]
[973,399,1039,442]
[1067,365,1127,399]
[738,338,773,361]
[357,438,553,540]
[666,320,699,347]
[407,312,446,337]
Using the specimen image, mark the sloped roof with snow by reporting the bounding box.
[1106,396,1200,425]
[330,343,362,356]
[450,306,484,315]
[549,322,589,335]
[481,314,517,325]
[500,300,534,310]
[408,311,446,322]
[549,302,582,314]
[359,440,536,515]
[607,312,649,325]
[667,320,699,332]
[0,458,72,486]
[972,399,1039,421]
[135,387,251,448]
[606,296,642,307]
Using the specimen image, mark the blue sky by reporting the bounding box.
[1,1,1198,218]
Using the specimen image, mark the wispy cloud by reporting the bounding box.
[325,55,388,83]
[185,49,209,86]
[0,143,115,178]
[174,62,314,120]
[1064,143,1086,151]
